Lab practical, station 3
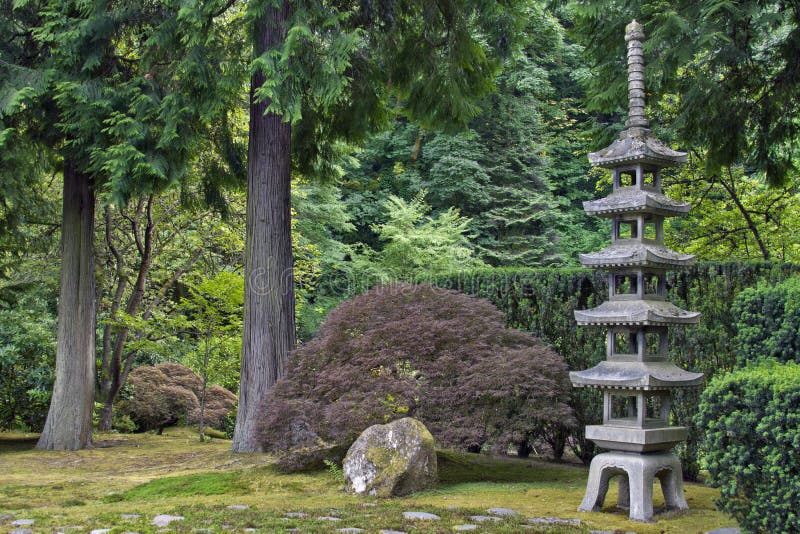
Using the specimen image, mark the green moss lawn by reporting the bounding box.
[0,429,738,533]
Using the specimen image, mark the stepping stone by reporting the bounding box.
[402,512,440,520]
[379,530,407,534]
[121,514,141,520]
[454,526,478,531]
[11,530,33,534]
[285,512,308,518]
[487,507,518,516]
[152,515,185,527]
[1,515,14,521]
[90,530,112,534]
[708,530,741,534]
[337,529,364,533]
[11,520,34,527]
[244,529,258,532]
[528,517,582,526]
[316,516,342,521]
[228,505,249,510]
[360,503,377,508]
[469,515,502,522]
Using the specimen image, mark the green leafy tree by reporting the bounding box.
[354,192,485,282]
[233,0,531,451]
[1,0,243,449]
[173,272,244,440]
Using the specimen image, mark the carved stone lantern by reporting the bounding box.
[570,20,703,522]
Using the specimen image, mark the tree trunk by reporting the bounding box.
[97,196,154,431]
[232,1,295,453]
[37,160,96,450]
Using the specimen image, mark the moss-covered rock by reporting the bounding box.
[343,417,437,497]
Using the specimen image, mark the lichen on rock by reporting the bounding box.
[343,417,437,497]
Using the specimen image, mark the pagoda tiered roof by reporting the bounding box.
[583,187,690,217]
[588,127,688,169]
[570,361,704,390]
[574,300,700,326]
[579,242,695,269]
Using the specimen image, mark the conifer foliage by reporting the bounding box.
[1,0,243,449]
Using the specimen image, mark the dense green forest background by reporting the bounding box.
[2,0,799,447]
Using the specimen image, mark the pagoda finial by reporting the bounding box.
[625,19,649,129]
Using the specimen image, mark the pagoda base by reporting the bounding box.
[586,424,687,452]
[578,451,688,522]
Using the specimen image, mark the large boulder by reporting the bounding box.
[343,417,437,497]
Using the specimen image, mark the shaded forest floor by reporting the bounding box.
[0,429,737,533]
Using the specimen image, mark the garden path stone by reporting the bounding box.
[285,512,308,518]
[402,512,440,520]
[469,515,502,522]
[487,507,518,516]
[708,529,741,534]
[0,514,13,521]
[453,525,478,531]
[379,530,407,534]
[90,529,111,534]
[227,505,249,510]
[121,514,141,520]
[10,529,33,534]
[316,516,342,521]
[152,515,184,527]
[527,517,582,526]
[11,519,34,527]
[337,529,364,533]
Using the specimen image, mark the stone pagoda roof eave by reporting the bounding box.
[588,127,688,170]
[574,300,701,326]
[583,187,690,217]
[579,242,695,270]
[569,361,704,390]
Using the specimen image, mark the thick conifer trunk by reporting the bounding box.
[232,2,295,453]
[37,160,96,450]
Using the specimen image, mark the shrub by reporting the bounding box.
[258,284,573,469]
[119,363,236,433]
[696,360,800,533]
[732,276,800,366]
[429,261,800,475]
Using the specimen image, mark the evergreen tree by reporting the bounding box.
[0,0,243,449]
[569,0,800,186]
[233,0,530,451]
[338,6,604,267]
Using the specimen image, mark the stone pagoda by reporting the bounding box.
[570,20,704,522]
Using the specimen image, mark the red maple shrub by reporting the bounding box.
[119,363,236,433]
[258,284,573,469]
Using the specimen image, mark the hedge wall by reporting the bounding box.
[427,261,800,478]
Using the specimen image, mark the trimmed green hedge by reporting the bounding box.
[696,360,800,533]
[732,276,800,366]
[427,261,800,476]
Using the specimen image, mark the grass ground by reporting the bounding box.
[0,429,738,534]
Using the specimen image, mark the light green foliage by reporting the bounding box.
[351,192,485,283]
[696,360,800,533]
[173,271,244,394]
[665,161,800,262]
[731,276,800,366]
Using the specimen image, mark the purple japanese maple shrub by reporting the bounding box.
[258,284,573,468]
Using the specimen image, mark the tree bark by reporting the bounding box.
[718,168,771,260]
[232,1,295,453]
[97,196,154,431]
[37,160,96,450]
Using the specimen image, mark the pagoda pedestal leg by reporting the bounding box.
[578,451,688,522]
